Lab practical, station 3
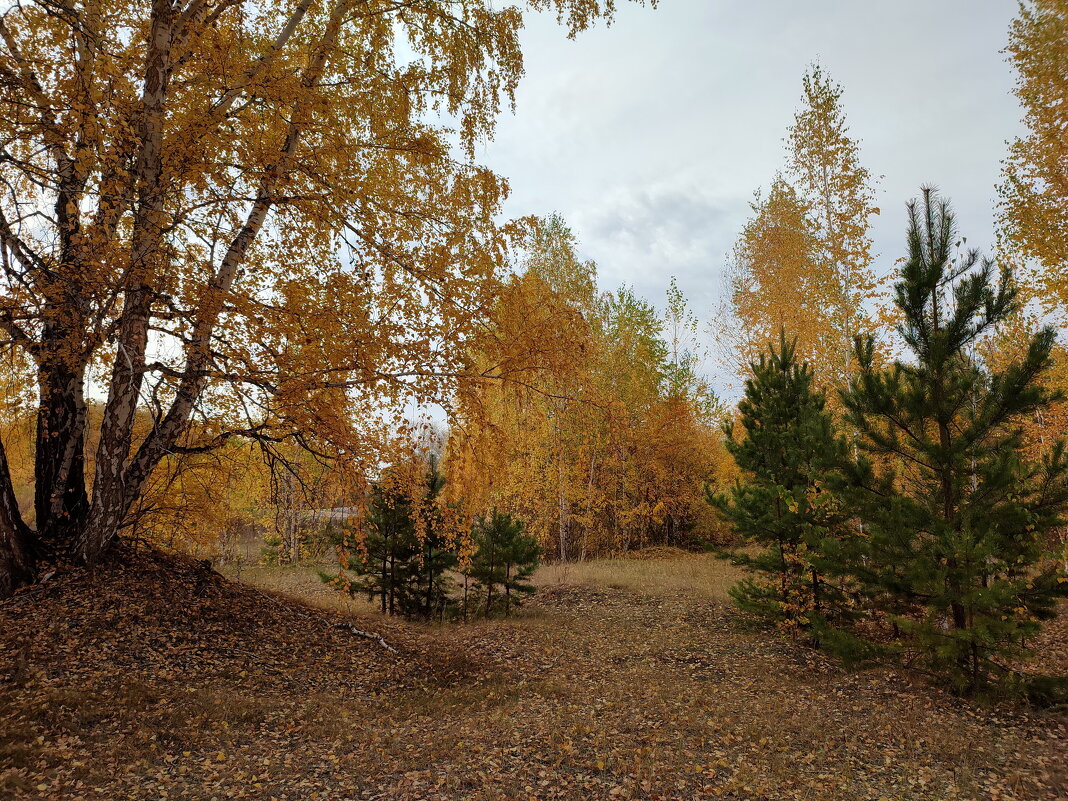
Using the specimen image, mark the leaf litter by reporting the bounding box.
[1,549,1065,800]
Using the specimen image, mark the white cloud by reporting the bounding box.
[477,0,1026,393]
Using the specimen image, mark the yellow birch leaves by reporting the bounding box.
[718,64,880,397]
[999,0,1068,315]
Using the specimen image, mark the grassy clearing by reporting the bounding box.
[227,548,746,614]
[535,550,743,599]
[221,561,379,616]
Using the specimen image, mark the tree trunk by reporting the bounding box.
[34,356,90,548]
[380,539,388,614]
[0,519,34,599]
[581,445,597,561]
[71,0,175,566]
[0,434,34,597]
[68,0,348,567]
[557,442,568,562]
[425,543,433,619]
[389,548,396,616]
[504,563,511,617]
[485,553,494,619]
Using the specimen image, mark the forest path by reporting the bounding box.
[1,551,1065,800]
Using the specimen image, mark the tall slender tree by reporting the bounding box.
[717,179,830,381]
[718,66,880,397]
[999,0,1068,295]
[787,64,880,391]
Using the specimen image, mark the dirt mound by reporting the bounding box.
[1,546,415,695]
[0,547,453,798]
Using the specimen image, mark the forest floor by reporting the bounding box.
[1,548,1066,801]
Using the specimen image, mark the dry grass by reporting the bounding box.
[225,551,747,613]
[221,561,378,615]
[535,551,744,600]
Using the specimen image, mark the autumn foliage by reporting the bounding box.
[0,0,652,594]
[447,216,730,560]
[0,0,1062,712]
[718,64,882,397]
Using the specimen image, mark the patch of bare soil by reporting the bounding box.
[1,550,1065,800]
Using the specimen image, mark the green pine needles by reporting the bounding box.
[714,187,1068,695]
[468,511,542,618]
[837,187,1068,692]
[323,458,541,622]
[710,330,846,638]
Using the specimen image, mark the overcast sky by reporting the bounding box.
[477,0,1025,393]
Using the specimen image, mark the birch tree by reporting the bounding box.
[0,0,647,596]
[999,0,1068,314]
[786,64,880,389]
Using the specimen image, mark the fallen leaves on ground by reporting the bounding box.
[1,549,1065,800]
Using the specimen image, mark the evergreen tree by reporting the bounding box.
[323,455,458,621]
[336,482,419,616]
[400,456,458,620]
[469,511,541,618]
[836,188,1068,693]
[709,331,846,635]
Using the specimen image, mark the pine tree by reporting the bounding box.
[469,511,541,618]
[323,456,456,620]
[709,330,845,635]
[342,483,420,617]
[836,187,1068,693]
[401,456,459,621]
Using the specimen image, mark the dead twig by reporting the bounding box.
[333,623,398,653]
[243,583,398,654]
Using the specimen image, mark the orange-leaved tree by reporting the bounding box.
[717,178,830,378]
[718,66,881,397]
[786,63,881,390]
[995,0,1068,571]
[0,0,652,596]
[449,217,729,559]
[445,215,601,560]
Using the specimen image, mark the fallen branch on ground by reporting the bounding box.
[334,623,398,653]
[244,583,398,654]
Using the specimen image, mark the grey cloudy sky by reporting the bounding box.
[477,0,1024,391]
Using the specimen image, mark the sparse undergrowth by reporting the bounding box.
[1,548,1065,800]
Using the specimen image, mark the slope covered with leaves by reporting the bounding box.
[1,550,1065,800]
